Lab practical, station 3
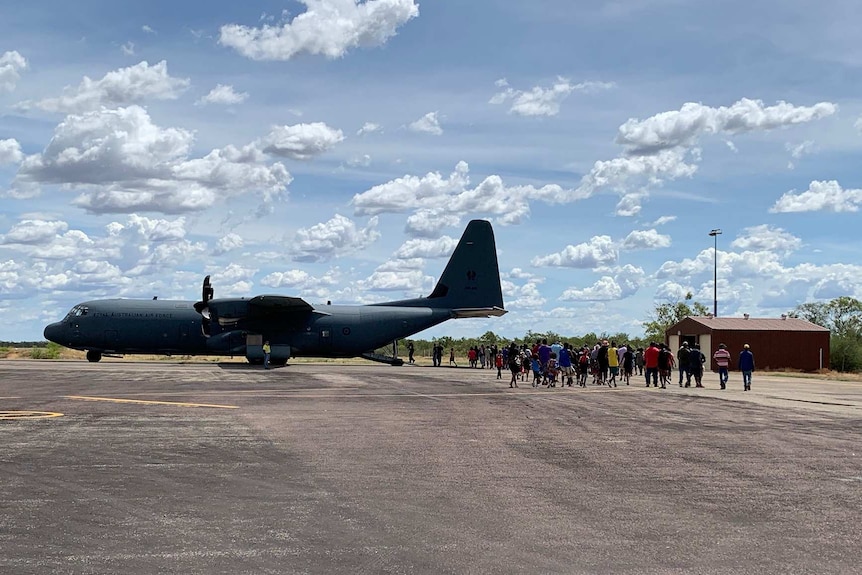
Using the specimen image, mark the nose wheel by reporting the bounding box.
[86,350,102,363]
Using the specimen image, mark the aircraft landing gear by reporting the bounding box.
[86,350,102,363]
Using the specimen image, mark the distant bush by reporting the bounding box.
[30,342,62,360]
[0,346,9,358]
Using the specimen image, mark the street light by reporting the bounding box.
[709,229,722,317]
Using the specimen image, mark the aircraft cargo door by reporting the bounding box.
[319,328,332,352]
[104,330,119,350]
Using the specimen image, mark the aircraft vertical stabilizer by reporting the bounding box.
[426,219,505,315]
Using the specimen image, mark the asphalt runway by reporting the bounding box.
[2,361,861,575]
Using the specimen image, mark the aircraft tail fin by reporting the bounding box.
[426,219,505,313]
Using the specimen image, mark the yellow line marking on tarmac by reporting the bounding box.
[116,388,362,397]
[239,387,644,399]
[64,396,239,409]
[0,410,64,420]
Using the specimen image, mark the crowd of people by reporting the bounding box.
[425,339,756,391]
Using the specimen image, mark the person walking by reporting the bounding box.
[635,347,645,375]
[713,343,731,389]
[690,343,705,387]
[407,341,415,364]
[508,343,520,388]
[738,344,755,391]
[644,342,660,388]
[262,340,271,370]
[677,342,690,387]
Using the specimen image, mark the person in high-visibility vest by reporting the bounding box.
[263,341,271,370]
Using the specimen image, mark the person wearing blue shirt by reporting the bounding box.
[558,343,574,387]
[738,343,755,391]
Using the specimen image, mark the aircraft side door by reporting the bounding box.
[319,327,332,351]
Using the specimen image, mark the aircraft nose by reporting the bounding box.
[44,322,63,343]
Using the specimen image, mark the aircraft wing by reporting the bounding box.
[249,295,329,317]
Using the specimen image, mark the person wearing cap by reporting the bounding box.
[677,341,691,387]
[738,343,755,391]
[713,343,731,389]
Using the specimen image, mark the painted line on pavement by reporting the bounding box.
[0,410,64,420]
[64,395,239,409]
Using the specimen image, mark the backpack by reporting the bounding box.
[579,352,589,365]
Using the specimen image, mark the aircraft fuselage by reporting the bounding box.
[43,298,452,359]
[43,219,505,364]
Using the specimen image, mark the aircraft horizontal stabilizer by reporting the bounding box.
[450,307,508,318]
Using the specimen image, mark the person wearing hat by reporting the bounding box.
[738,343,755,391]
[713,343,731,389]
[677,341,691,387]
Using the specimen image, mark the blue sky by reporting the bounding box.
[2,0,862,342]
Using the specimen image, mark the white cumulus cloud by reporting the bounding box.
[404,209,461,238]
[11,105,292,214]
[214,233,244,255]
[292,214,380,262]
[621,229,672,251]
[0,139,24,165]
[770,180,862,213]
[346,154,371,167]
[356,122,381,136]
[408,111,443,135]
[532,236,618,268]
[731,225,802,255]
[219,0,419,61]
[353,161,581,226]
[616,98,837,155]
[196,84,249,106]
[490,77,614,117]
[261,122,344,160]
[260,268,339,291]
[0,51,27,92]
[1,220,69,245]
[393,236,458,259]
[20,60,189,113]
[560,276,623,301]
[360,257,428,293]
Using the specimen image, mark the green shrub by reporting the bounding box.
[30,342,62,360]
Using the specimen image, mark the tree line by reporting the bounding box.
[402,330,648,360]
[404,295,862,373]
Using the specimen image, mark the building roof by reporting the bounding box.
[679,316,829,332]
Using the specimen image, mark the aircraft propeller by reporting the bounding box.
[193,275,214,336]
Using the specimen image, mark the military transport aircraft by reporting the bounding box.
[43,219,506,365]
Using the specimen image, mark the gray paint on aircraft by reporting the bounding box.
[44,220,506,364]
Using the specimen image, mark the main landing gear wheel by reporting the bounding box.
[86,350,102,363]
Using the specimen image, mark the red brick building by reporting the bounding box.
[665,316,830,372]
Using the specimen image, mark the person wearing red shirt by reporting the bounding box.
[643,342,661,388]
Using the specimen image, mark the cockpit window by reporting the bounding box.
[65,305,89,319]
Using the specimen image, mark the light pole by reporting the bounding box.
[709,229,722,317]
